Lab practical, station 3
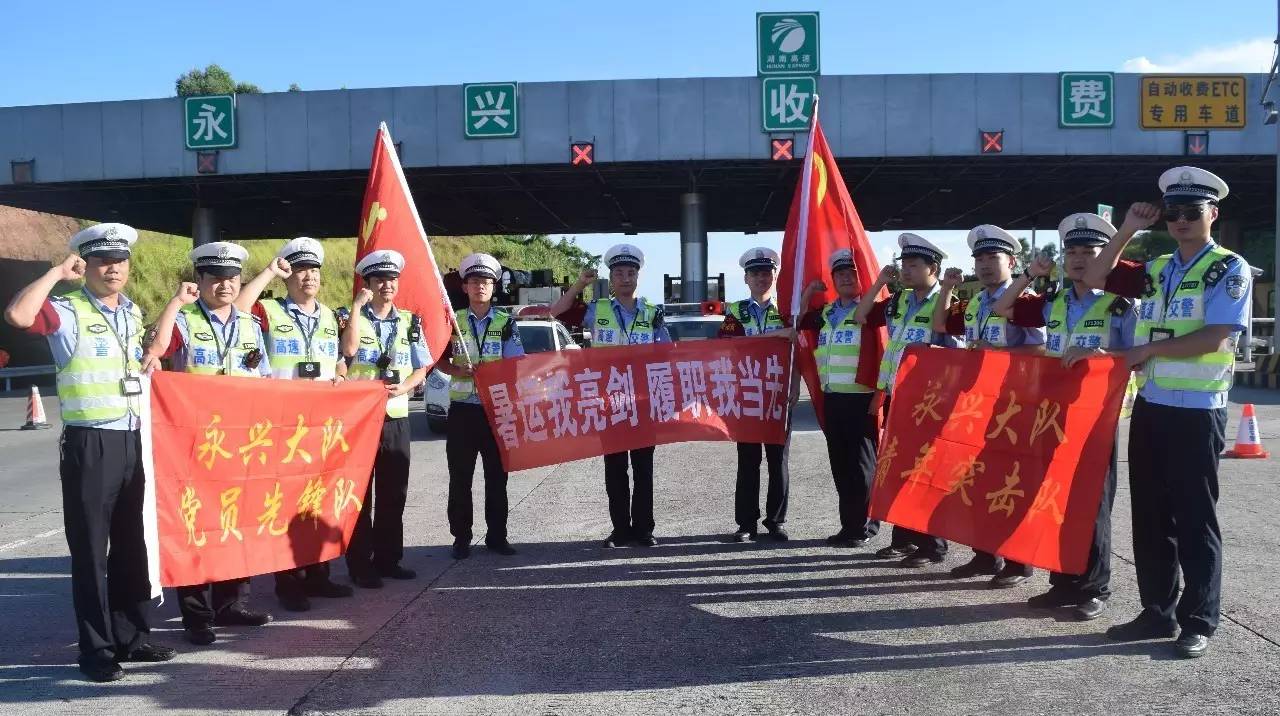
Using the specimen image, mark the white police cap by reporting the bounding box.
[1159,166,1229,204]
[829,248,855,272]
[739,247,780,271]
[190,241,248,277]
[459,252,501,280]
[277,237,324,268]
[1057,213,1116,247]
[966,225,1021,257]
[70,223,137,260]
[355,249,405,278]
[897,233,947,263]
[604,243,644,269]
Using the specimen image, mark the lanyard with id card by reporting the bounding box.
[1151,248,1212,345]
[86,291,143,396]
[284,301,322,378]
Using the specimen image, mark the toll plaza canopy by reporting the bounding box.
[0,73,1272,238]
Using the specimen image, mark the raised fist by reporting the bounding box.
[58,254,86,281]
[940,267,964,290]
[270,256,292,279]
[1121,202,1160,233]
[1029,253,1055,278]
[174,282,199,305]
[878,265,899,284]
[577,268,598,285]
[354,288,375,307]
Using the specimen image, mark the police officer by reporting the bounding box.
[853,234,959,567]
[4,224,175,681]
[341,250,430,587]
[550,243,672,548]
[991,212,1136,620]
[437,253,525,560]
[146,241,274,646]
[931,225,1045,588]
[1084,167,1250,658]
[718,247,795,543]
[233,237,356,612]
[794,249,881,548]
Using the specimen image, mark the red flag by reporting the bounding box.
[777,104,886,424]
[354,122,456,360]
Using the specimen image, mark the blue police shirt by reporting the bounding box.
[969,280,1045,348]
[172,299,273,377]
[454,307,525,405]
[582,297,673,344]
[45,289,143,431]
[1138,242,1251,409]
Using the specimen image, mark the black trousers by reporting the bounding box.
[446,402,509,544]
[1048,443,1118,599]
[1128,397,1226,636]
[820,391,880,539]
[274,563,334,601]
[604,447,655,537]
[346,416,411,577]
[177,579,249,629]
[882,394,947,556]
[734,439,789,532]
[60,426,152,663]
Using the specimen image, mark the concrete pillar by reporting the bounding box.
[679,192,707,302]
[192,207,218,247]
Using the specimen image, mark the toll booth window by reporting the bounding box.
[516,324,555,353]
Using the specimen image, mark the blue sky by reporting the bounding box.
[3,0,1275,299]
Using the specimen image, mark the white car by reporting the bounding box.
[424,314,581,434]
[662,302,726,342]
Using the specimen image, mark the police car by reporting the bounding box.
[661,302,726,342]
[423,310,580,434]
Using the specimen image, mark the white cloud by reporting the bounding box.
[1121,38,1275,73]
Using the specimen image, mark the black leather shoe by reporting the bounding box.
[825,531,853,545]
[184,627,216,646]
[79,659,124,682]
[352,573,384,589]
[214,608,273,627]
[452,541,472,559]
[1106,611,1178,641]
[278,594,312,612]
[901,552,944,568]
[1074,597,1109,621]
[603,532,628,548]
[990,564,1033,588]
[307,580,355,599]
[766,527,790,542]
[1175,632,1210,658]
[876,544,917,559]
[377,564,417,580]
[635,534,658,547]
[1026,589,1080,610]
[731,530,755,543]
[117,643,176,663]
[486,541,517,556]
[949,555,1002,579]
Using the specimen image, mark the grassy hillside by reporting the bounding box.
[109,231,596,319]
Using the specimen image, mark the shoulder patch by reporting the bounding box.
[1225,274,1248,300]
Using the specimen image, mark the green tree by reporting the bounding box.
[175,64,262,96]
[1121,230,1177,262]
[288,83,302,92]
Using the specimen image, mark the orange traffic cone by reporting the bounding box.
[1225,403,1269,459]
[21,385,51,430]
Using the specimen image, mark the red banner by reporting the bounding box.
[475,337,792,472]
[354,122,456,360]
[869,346,1129,574]
[145,373,386,587]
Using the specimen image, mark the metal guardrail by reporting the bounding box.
[0,364,55,391]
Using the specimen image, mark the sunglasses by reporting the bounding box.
[1162,204,1208,223]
